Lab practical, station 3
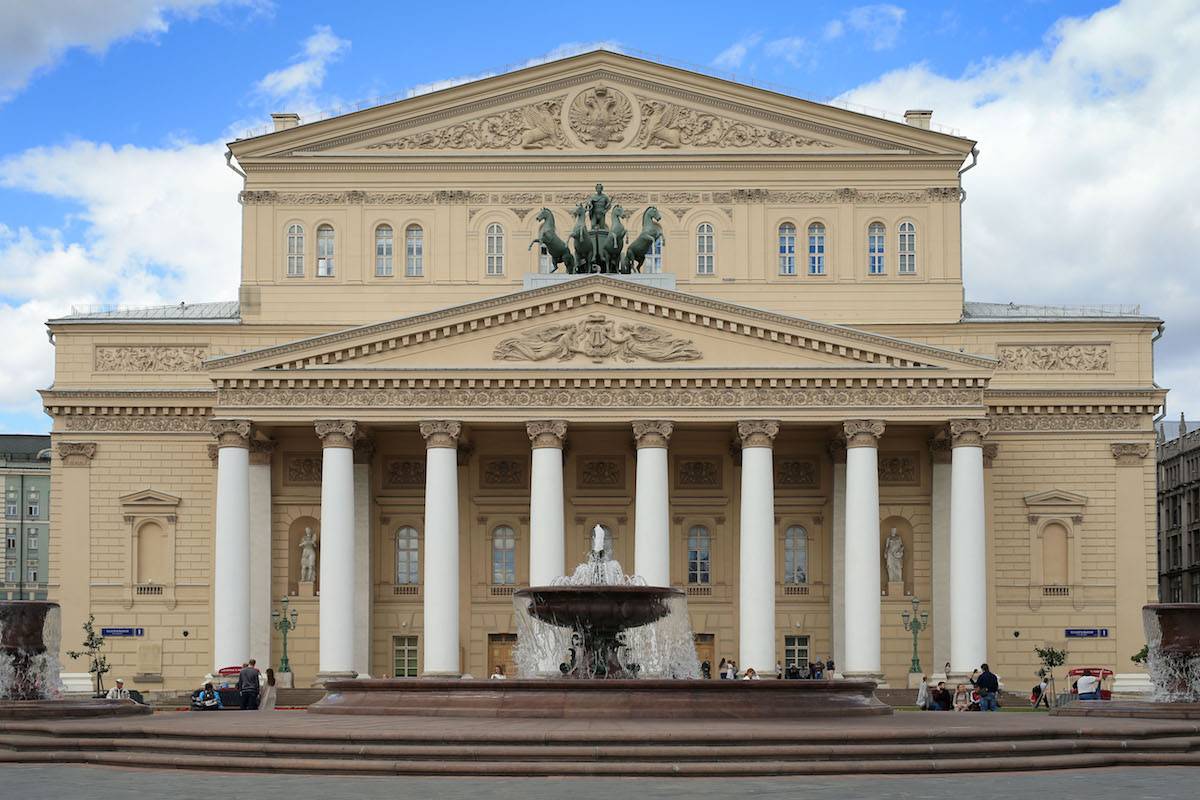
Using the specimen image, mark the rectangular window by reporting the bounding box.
[27,567,37,582]
[5,534,14,550]
[405,226,424,277]
[27,504,38,517]
[808,229,825,275]
[5,504,15,518]
[27,536,37,550]
[492,527,516,586]
[784,634,810,670]
[6,566,15,582]
[687,526,711,585]
[392,635,418,677]
[375,227,394,277]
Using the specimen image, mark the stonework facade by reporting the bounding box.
[42,52,1163,691]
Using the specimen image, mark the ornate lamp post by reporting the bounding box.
[900,596,929,674]
[271,596,299,674]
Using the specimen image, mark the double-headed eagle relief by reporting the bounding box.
[528,183,664,275]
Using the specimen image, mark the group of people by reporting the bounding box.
[916,663,1002,712]
[705,658,835,680]
[191,659,278,711]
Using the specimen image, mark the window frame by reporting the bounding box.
[783,634,810,670]
[374,223,394,277]
[778,222,797,276]
[686,524,712,585]
[695,222,715,275]
[285,223,305,278]
[898,220,916,274]
[867,221,886,275]
[490,524,517,586]
[783,525,808,585]
[394,525,419,586]
[807,221,827,275]
[405,223,425,277]
[485,223,505,276]
[392,634,419,677]
[316,224,336,277]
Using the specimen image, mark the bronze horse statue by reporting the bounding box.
[569,203,596,273]
[528,208,575,274]
[621,206,663,273]
[601,204,628,274]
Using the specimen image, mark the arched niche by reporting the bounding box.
[288,516,320,596]
[135,520,167,585]
[879,515,914,596]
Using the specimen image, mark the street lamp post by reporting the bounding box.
[900,596,929,674]
[271,596,299,674]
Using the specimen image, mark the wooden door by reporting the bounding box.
[488,633,518,679]
[694,633,716,678]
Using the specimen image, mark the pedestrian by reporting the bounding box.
[258,668,277,712]
[774,661,782,679]
[490,664,507,680]
[192,681,223,710]
[730,660,739,679]
[916,676,931,710]
[718,658,728,679]
[1076,669,1101,700]
[701,660,711,679]
[238,658,262,710]
[825,658,835,675]
[975,662,1000,711]
[106,678,130,700]
[1031,676,1050,709]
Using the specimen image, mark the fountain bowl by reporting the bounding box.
[514,585,683,632]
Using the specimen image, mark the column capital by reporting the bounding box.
[929,430,953,464]
[950,419,990,448]
[1111,441,1151,466]
[315,419,357,448]
[419,420,462,449]
[982,442,999,468]
[248,438,275,465]
[57,441,97,466]
[843,420,885,449]
[738,420,779,448]
[527,420,568,449]
[632,420,674,449]
[827,437,847,464]
[210,419,252,448]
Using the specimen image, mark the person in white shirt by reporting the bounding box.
[741,667,760,680]
[489,665,507,680]
[1076,670,1101,700]
[106,678,130,700]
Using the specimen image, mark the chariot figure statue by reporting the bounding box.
[299,526,318,583]
[585,182,610,231]
[884,527,904,584]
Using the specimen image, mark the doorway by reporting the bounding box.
[488,633,518,678]
[694,633,715,678]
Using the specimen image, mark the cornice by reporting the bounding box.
[240,158,966,174]
[205,275,995,372]
[41,389,216,401]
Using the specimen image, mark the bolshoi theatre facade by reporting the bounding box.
[42,51,1163,692]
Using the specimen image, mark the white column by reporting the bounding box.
[527,421,567,585]
[930,435,953,678]
[633,420,674,587]
[843,420,885,680]
[315,420,357,682]
[829,440,847,673]
[211,419,252,671]
[949,420,989,675]
[352,440,372,677]
[421,421,462,676]
[737,420,779,673]
[248,440,274,670]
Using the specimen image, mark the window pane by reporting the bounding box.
[687,525,711,584]
[898,222,916,274]
[286,224,304,277]
[778,223,796,275]
[492,525,515,585]
[784,526,808,584]
[395,526,419,585]
[317,225,335,276]
[486,224,505,275]
[807,223,825,275]
[696,223,714,274]
[375,225,393,277]
[406,225,424,277]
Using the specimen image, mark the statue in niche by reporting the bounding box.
[884,528,905,584]
[299,527,319,583]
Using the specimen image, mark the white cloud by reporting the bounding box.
[838,0,1200,415]
[831,4,907,51]
[256,24,349,102]
[713,34,762,70]
[823,20,845,40]
[405,41,624,98]
[0,140,242,409]
[763,36,808,68]
[0,0,264,103]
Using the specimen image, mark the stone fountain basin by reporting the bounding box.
[1144,603,1200,654]
[514,585,684,632]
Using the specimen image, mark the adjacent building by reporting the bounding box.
[42,51,1164,692]
[1157,417,1200,603]
[2,434,51,601]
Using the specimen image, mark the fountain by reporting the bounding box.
[0,601,149,719]
[311,526,889,718]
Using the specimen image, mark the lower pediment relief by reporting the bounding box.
[493,313,702,364]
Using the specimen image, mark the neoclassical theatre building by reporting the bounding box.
[44,52,1163,692]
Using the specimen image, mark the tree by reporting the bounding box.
[1131,644,1149,664]
[1034,645,1068,708]
[66,615,110,697]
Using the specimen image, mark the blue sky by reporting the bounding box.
[2,0,1198,434]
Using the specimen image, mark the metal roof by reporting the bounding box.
[962,301,1156,322]
[52,301,240,324]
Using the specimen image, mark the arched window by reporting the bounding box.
[687,525,711,585]
[395,526,419,585]
[486,223,505,275]
[898,221,916,274]
[807,223,826,275]
[646,236,664,273]
[868,222,886,275]
[375,224,394,277]
[316,224,335,276]
[696,223,714,274]
[778,223,796,275]
[405,224,424,277]
[784,525,808,584]
[286,224,304,277]
[491,525,516,585]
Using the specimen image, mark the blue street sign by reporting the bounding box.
[101,627,144,637]
[1064,628,1108,638]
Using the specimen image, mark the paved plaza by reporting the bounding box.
[2,764,1197,800]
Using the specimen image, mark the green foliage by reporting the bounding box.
[1034,645,1068,670]
[65,614,109,696]
[1131,644,1149,664]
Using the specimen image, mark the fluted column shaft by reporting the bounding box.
[843,420,884,679]
[211,419,252,671]
[633,420,674,587]
[421,421,462,676]
[527,421,567,585]
[738,420,779,673]
[949,420,989,674]
[316,420,357,680]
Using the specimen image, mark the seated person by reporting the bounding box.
[952,684,971,711]
[191,681,223,711]
[105,678,130,700]
[1076,670,1101,700]
[931,681,954,711]
[784,663,802,680]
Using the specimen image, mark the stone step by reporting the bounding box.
[152,688,326,709]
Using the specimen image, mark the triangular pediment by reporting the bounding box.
[1024,489,1088,509]
[119,489,181,510]
[230,51,973,160]
[207,276,994,377]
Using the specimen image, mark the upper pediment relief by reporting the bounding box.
[231,53,973,160]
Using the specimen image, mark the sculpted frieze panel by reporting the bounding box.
[63,415,210,432]
[284,454,323,485]
[676,458,722,489]
[480,457,528,488]
[878,453,919,485]
[383,458,425,488]
[578,458,624,489]
[989,413,1144,433]
[492,313,702,364]
[633,97,836,150]
[365,97,567,150]
[996,345,1110,372]
[775,458,819,488]
[94,345,208,372]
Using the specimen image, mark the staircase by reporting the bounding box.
[152,688,326,710]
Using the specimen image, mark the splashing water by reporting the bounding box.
[0,602,66,701]
[1144,608,1200,703]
